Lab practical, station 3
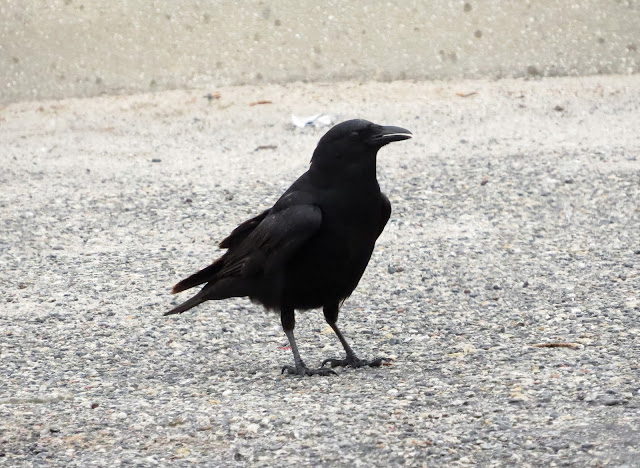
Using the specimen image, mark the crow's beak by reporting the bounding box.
[366,125,413,145]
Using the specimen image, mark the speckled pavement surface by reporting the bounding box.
[1,75,639,467]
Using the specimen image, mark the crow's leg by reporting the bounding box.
[321,303,390,369]
[280,307,335,377]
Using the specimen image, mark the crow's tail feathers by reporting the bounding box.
[171,260,223,294]
[165,291,206,316]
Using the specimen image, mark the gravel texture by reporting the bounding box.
[1,76,640,467]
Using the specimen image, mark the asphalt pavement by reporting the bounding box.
[1,75,639,467]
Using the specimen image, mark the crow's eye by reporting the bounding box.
[349,131,359,140]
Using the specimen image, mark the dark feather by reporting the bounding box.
[165,291,206,315]
[219,209,270,249]
[171,259,224,294]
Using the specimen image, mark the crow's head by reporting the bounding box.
[311,119,412,169]
[320,119,412,148]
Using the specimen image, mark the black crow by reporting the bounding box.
[166,119,412,376]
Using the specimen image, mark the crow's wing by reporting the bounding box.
[171,210,271,294]
[171,197,321,295]
[219,209,270,249]
[217,203,322,278]
[168,202,320,315]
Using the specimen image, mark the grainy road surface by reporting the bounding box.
[1,76,639,467]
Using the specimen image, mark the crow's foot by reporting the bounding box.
[281,364,337,377]
[321,356,390,369]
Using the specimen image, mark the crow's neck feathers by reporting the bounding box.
[309,146,379,186]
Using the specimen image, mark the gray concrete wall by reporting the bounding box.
[1,0,639,104]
